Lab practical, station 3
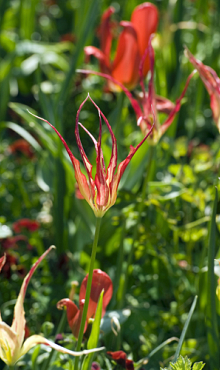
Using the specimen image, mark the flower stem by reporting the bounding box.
[74,217,102,370]
[111,216,126,308]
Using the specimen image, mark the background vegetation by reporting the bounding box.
[0,0,220,369]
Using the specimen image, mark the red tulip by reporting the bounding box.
[185,47,220,132]
[13,219,40,233]
[79,39,195,144]
[84,3,158,90]
[30,95,153,217]
[57,269,113,338]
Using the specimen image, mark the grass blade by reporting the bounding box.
[206,187,219,370]
[173,295,197,362]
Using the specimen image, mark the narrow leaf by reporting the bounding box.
[137,337,179,367]
[173,296,197,362]
[3,121,41,152]
[82,290,104,370]
[206,187,219,370]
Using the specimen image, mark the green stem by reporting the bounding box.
[111,216,126,308]
[120,145,155,309]
[74,217,102,370]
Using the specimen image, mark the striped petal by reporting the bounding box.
[11,246,55,353]
[28,111,93,207]
[0,322,19,365]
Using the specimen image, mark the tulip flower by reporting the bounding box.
[29,95,153,217]
[185,47,220,132]
[79,39,195,144]
[57,269,113,338]
[84,2,158,90]
[0,247,104,366]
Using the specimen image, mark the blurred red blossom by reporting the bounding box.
[91,362,101,370]
[1,235,29,250]
[8,139,35,159]
[60,33,76,43]
[13,219,40,233]
[107,351,135,370]
[84,2,158,90]
[1,253,26,279]
[57,269,113,338]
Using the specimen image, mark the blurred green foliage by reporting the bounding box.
[1,0,220,369]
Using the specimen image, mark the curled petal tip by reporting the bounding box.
[56,301,66,310]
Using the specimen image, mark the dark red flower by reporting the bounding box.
[24,325,30,339]
[57,269,113,338]
[107,351,134,370]
[8,139,35,159]
[1,253,26,279]
[91,362,101,370]
[60,33,76,43]
[1,235,28,250]
[84,3,158,90]
[13,219,40,233]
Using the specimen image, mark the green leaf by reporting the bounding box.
[171,355,191,370]
[31,344,40,370]
[82,290,104,370]
[137,337,179,368]
[206,187,219,370]
[173,296,197,362]
[160,355,205,370]
[192,363,205,370]
[8,102,56,155]
[3,121,41,152]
